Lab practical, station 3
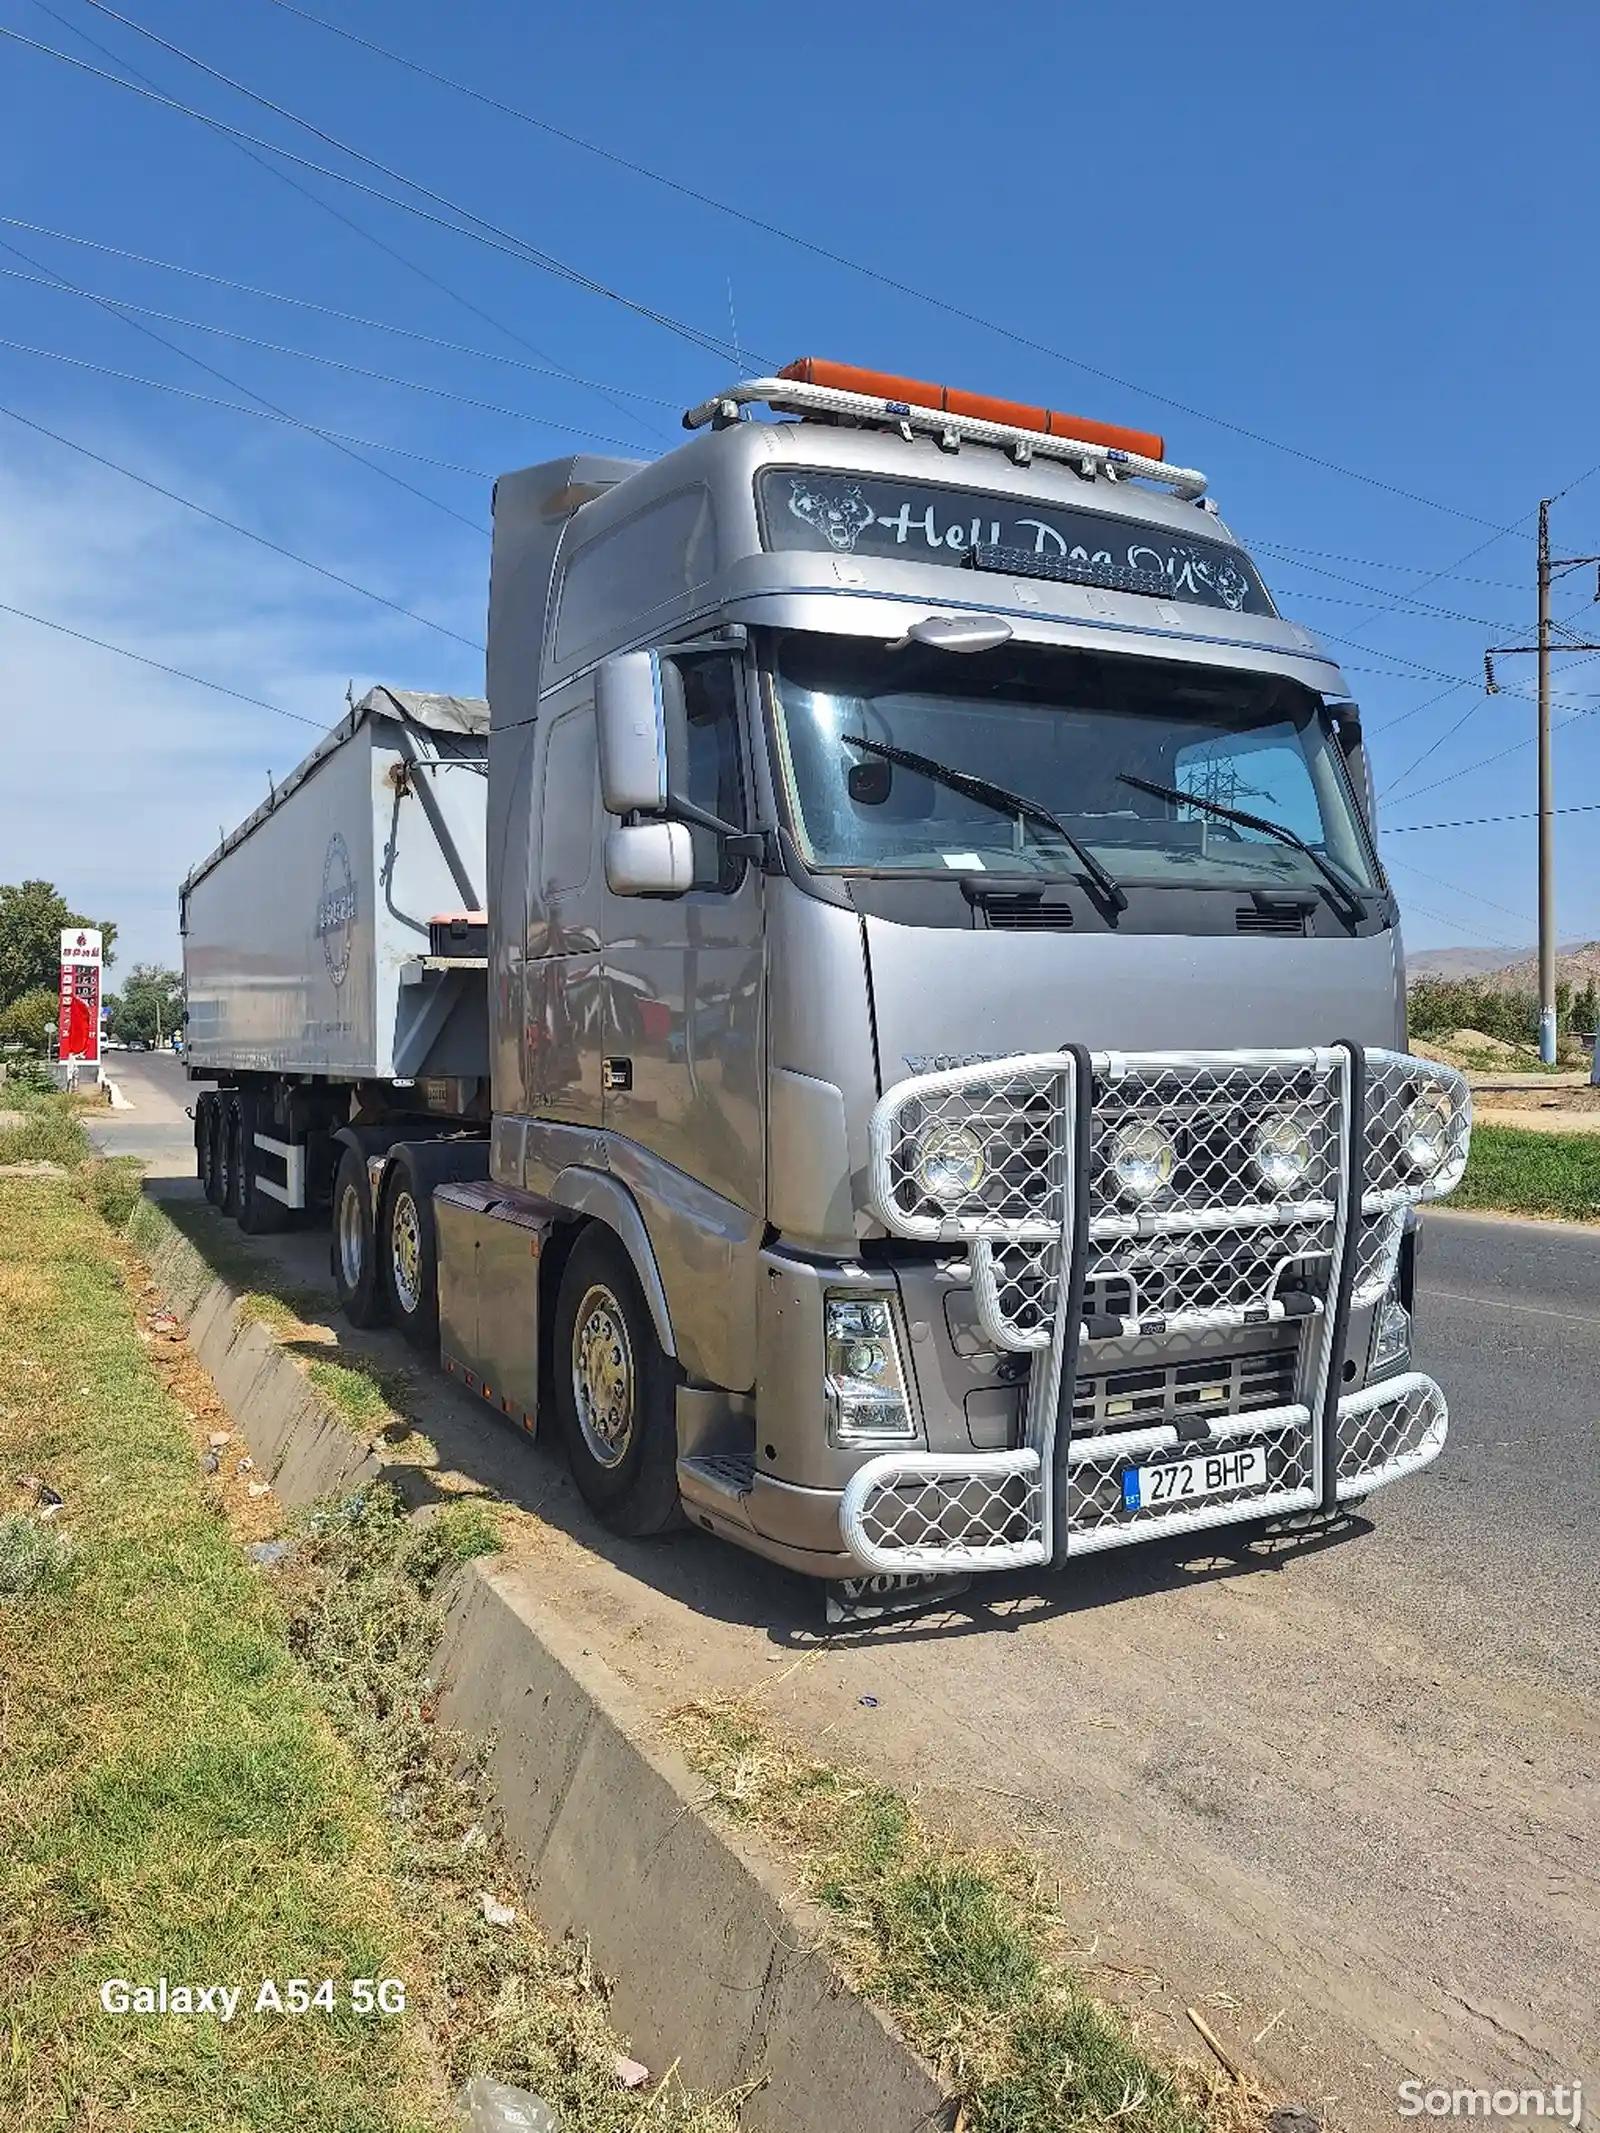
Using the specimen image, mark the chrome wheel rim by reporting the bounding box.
[390,1189,423,1316]
[572,1283,634,1469]
[337,1179,365,1290]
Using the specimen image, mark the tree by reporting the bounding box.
[107,965,183,1049]
[0,986,59,1055]
[0,880,116,1011]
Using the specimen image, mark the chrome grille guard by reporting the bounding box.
[843,1045,1470,1575]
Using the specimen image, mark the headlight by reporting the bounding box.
[1370,1295,1412,1374]
[914,1122,986,1207]
[825,1293,916,1446]
[1106,1121,1177,1203]
[1252,1111,1314,1193]
[1403,1094,1454,1176]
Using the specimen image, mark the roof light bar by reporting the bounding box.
[682,361,1208,501]
[778,358,1165,460]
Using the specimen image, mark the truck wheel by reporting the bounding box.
[379,1150,442,1352]
[331,1144,389,1328]
[236,1094,289,1235]
[553,1226,681,1538]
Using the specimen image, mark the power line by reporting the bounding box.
[0,215,678,408]
[30,0,668,449]
[0,333,495,486]
[1257,541,1530,590]
[0,220,485,535]
[9,17,744,368]
[1387,799,1600,835]
[0,598,318,726]
[1389,693,1600,807]
[253,0,1520,534]
[0,399,483,650]
[1385,854,1534,928]
[0,262,657,446]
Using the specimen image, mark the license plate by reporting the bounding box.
[1121,1443,1269,1513]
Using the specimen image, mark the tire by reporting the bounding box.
[378,1149,441,1351]
[236,1093,289,1235]
[552,1225,681,1537]
[220,1096,243,1220]
[330,1142,389,1328]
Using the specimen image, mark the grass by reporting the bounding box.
[280,1486,743,2132]
[1452,1122,1600,1221]
[666,1699,1241,2133]
[0,1175,442,2132]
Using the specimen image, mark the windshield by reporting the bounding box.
[767,635,1380,893]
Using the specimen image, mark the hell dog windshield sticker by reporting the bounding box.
[756,468,1273,615]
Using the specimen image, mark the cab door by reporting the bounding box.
[523,685,604,1130]
[600,648,764,1231]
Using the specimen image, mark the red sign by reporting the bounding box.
[58,929,102,1065]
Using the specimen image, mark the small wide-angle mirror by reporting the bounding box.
[847,758,893,804]
[604,819,692,897]
[596,651,668,815]
[894,614,1014,655]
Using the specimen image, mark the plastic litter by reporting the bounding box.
[247,1482,272,1499]
[246,1540,291,1568]
[454,2077,560,2133]
[208,1431,231,1449]
[859,1695,879,1708]
[478,1892,516,1928]
[613,2056,650,2091]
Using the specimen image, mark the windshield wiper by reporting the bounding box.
[1116,771,1366,924]
[843,734,1128,912]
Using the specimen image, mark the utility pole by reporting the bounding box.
[1484,499,1600,1063]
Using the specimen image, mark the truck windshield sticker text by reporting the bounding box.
[315,832,357,988]
[758,470,1273,615]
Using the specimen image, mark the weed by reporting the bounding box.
[668,1697,1226,2133]
[0,1511,72,1599]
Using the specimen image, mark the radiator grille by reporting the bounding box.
[1071,1340,1299,1437]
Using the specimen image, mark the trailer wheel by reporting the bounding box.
[553,1226,682,1538]
[331,1144,389,1328]
[235,1093,289,1236]
[379,1149,441,1351]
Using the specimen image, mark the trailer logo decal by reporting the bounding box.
[785,477,876,552]
[315,832,357,988]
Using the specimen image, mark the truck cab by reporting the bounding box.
[460,360,1471,1581]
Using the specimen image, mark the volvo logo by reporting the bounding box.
[315,832,357,988]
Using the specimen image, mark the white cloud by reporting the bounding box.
[0,422,485,974]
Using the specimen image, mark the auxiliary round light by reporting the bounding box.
[1252,1111,1314,1193]
[1107,1121,1177,1203]
[1403,1094,1455,1176]
[914,1122,986,1207]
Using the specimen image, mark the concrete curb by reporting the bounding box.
[125,1191,952,2133]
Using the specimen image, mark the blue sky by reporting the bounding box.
[3,0,1598,971]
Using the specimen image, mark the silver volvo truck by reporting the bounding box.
[184,360,1472,1592]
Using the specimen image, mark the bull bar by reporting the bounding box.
[840,1044,1470,1574]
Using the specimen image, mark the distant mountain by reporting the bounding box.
[1407,946,1529,980]
[1407,942,1600,989]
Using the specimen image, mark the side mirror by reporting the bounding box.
[596,650,668,815]
[605,820,693,897]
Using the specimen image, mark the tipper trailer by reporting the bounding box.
[182,357,1472,1595]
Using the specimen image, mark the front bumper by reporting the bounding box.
[835,1044,1468,1575]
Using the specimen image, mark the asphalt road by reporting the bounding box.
[109,1057,1597,2125]
[88,1048,207,1175]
